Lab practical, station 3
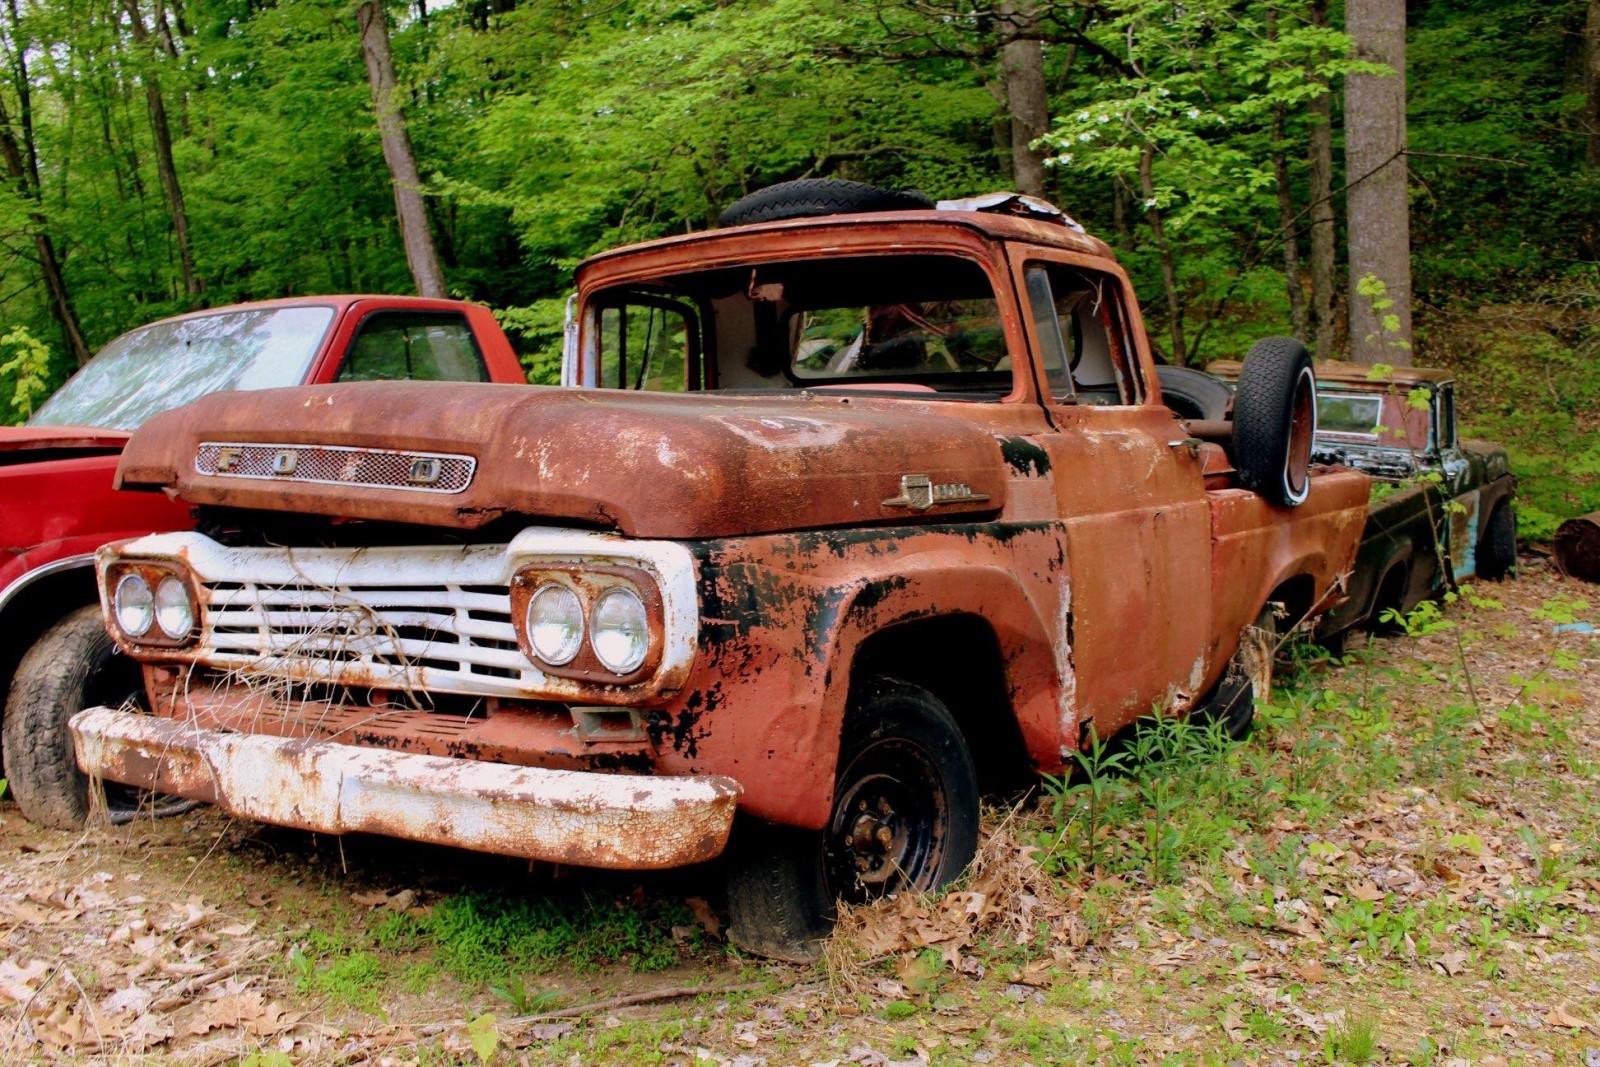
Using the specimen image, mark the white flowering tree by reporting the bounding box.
[1040,1,1381,365]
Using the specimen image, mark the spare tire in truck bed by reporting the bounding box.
[718,179,935,227]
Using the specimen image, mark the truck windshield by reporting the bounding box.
[590,254,1010,398]
[30,305,335,431]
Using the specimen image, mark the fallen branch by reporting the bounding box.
[415,981,767,1037]
[148,959,250,1013]
[507,982,766,1025]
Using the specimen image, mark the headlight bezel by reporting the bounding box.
[511,565,663,684]
[103,560,202,648]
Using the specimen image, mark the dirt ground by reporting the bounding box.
[2,564,1597,1066]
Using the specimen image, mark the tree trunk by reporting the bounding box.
[0,4,91,365]
[144,83,198,297]
[1344,0,1411,365]
[122,0,200,298]
[1307,0,1337,360]
[1267,10,1306,340]
[0,111,91,365]
[998,1,1048,197]
[1138,144,1186,366]
[1587,0,1600,167]
[358,0,447,298]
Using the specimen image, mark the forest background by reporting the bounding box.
[0,0,1595,540]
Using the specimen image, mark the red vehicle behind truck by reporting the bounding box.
[2,296,524,827]
[67,183,1370,959]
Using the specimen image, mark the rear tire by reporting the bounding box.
[1193,606,1276,740]
[726,677,979,961]
[718,179,934,227]
[1233,337,1316,507]
[1478,502,1517,580]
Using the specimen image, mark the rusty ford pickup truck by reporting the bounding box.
[68,182,1368,959]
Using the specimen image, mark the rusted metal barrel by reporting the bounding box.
[1554,512,1600,584]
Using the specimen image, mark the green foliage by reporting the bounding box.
[1422,269,1600,541]
[1038,2,1380,363]
[486,973,563,1015]
[288,942,386,1010]
[0,326,53,424]
[385,889,692,981]
[1325,1014,1380,1065]
[464,1013,502,1065]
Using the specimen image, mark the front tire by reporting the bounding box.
[726,677,979,961]
[2,605,176,829]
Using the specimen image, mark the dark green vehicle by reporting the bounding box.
[1199,359,1517,642]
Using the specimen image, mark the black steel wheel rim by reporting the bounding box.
[823,737,951,903]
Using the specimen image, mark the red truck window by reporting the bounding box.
[30,305,336,431]
[336,311,489,383]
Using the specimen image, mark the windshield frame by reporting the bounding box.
[574,223,1039,407]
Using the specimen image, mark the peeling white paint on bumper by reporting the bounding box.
[70,707,741,869]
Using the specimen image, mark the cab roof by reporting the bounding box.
[576,206,1118,279]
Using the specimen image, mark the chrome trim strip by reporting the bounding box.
[0,553,97,615]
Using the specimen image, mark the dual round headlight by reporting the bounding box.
[114,573,195,640]
[524,581,649,675]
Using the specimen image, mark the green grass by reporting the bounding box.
[374,888,695,982]
[1325,1014,1381,1065]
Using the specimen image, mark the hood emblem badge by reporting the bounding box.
[882,474,990,511]
[271,450,298,475]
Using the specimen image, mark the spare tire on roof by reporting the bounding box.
[718,179,935,227]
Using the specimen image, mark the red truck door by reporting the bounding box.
[1011,252,1216,738]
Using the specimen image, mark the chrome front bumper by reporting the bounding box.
[70,707,740,869]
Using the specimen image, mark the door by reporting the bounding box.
[1013,254,1216,735]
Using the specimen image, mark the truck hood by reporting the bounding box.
[116,383,1009,539]
[0,424,129,464]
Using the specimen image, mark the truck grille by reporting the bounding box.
[200,578,534,697]
[195,441,475,494]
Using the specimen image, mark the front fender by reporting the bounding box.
[673,523,1070,829]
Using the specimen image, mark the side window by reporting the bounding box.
[1435,383,1456,450]
[596,299,702,391]
[1024,267,1073,399]
[336,312,489,383]
[1023,262,1140,404]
